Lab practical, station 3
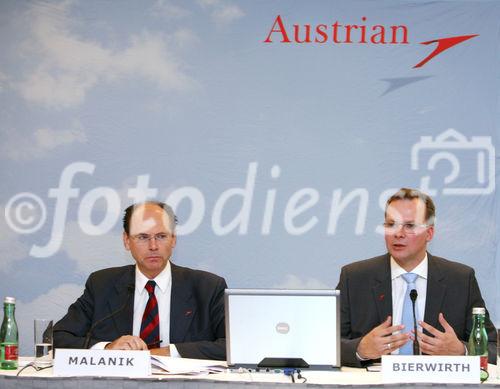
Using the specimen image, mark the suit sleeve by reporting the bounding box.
[336,267,371,367]
[174,277,227,360]
[465,270,497,364]
[53,276,96,349]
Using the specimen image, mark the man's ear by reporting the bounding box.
[123,231,131,251]
[426,225,434,242]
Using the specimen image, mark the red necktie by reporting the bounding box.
[140,280,160,349]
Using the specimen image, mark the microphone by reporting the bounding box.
[409,289,420,355]
[83,284,134,349]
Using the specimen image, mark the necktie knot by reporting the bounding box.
[401,272,418,286]
[145,280,156,295]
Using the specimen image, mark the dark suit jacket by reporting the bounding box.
[53,263,227,360]
[336,253,497,367]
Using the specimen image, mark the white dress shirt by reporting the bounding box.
[390,254,428,354]
[93,262,180,357]
[357,253,467,359]
[133,262,179,357]
[357,254,428,360]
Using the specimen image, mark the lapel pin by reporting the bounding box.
[379,294,385,301]
[185,309,193,316]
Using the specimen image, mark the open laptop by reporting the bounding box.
[225,289,340,369]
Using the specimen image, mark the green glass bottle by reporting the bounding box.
[467,307,488,382]
[0,297,19,370]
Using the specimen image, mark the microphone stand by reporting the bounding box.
[83,284,134,349]
[410,289,420,355]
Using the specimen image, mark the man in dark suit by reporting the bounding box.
[54,201,226,360]
[336,188,497,367]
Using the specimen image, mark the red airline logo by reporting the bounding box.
[264,15,479,68]
[414,34,479,68]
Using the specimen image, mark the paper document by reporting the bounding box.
[150,355,227,375]
[366,363,381,372]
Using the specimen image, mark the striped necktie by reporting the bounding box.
[140,280,160,349]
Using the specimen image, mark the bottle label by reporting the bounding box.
[479,355,488,371]
[4,345,18,361]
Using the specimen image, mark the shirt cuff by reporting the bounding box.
[169,344,180,358]
[356,351,371,361]
[91,341,110,350]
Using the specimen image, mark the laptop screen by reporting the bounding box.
[225,289,340,369]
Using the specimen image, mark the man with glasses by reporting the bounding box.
[336,188,496,366]
[54,201,227,360]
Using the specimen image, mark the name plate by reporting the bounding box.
[54,349,151,377]
[382,355,480,384]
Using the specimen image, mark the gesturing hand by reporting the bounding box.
[417,313,465,356]
[357,316,411,359]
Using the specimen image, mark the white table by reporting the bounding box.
[0,358,498,389]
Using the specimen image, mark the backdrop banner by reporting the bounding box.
[0,0,498,355]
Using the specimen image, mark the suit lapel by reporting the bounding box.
[372,254,393,322]
[423,254,446,329]
[169,263,196,343]
[108,266,135,337]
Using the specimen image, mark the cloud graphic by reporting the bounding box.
[0,69,7,92]
[172,28,200,49]
[15,1,196,109]
[273,274,331,289]
[0,205,29,271]
[61,221,131,276]
[16,283,83,355]
[198,0,244,25]
[0,122,86,161]
[211,4,244,25]
[152,0,191,19]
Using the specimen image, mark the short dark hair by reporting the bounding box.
[385,188,435,225]
[123,201,178,235]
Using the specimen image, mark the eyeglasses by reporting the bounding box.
[383,222,429,234]
[130,233,171,245]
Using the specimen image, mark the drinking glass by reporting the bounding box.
[34,319,53,368]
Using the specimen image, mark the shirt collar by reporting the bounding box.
[390,254,428,280]
[135,261,172,294]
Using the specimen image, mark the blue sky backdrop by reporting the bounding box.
[0,0,498,354]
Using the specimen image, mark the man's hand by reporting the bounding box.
[105,335,148,350]
[149,346,171,356]
[357,316,411,359]
[417,313,465,356]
